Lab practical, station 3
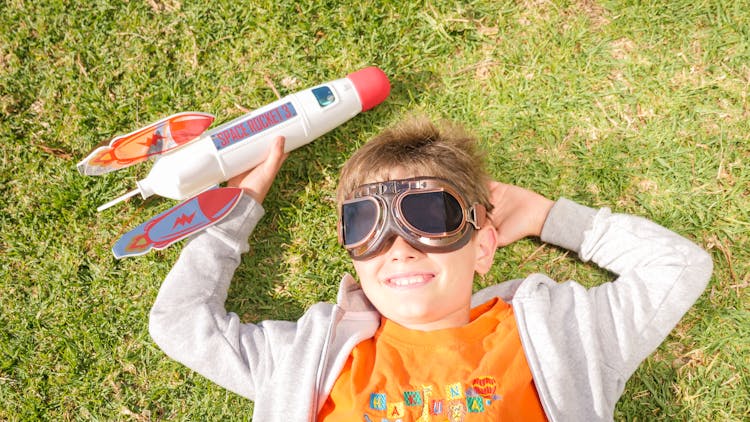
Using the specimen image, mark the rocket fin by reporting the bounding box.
[77,112,215,176]
[112,187,243,258]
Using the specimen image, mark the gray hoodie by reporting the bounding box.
[149,196,712,421]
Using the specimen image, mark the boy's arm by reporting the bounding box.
[149,138,291,399]
[540,198,712,376]
[489,182,713,376]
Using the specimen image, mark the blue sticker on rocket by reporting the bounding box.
[112,187,243,258]
[210,102,298,150]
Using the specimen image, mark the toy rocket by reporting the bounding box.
[78,67,390,258]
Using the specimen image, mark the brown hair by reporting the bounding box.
[337,117,493,213]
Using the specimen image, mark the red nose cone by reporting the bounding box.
[347,67,391,111]
[196,187,243,218]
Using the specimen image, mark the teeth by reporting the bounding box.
[388,276,425,286]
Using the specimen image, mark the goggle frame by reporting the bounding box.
[338,177,486,260]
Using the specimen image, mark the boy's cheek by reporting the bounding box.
[352,256,379,276]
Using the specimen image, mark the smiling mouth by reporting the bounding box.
[384,274,433,288]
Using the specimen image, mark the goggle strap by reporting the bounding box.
[467,204,487,230]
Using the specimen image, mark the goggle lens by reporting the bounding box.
[400,191,464,234]
[342,198,378,246]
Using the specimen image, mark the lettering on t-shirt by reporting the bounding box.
[364,377,503,420]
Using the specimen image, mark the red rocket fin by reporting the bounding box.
[77,112,215,176]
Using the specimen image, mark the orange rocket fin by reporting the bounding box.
[77,112,214,176]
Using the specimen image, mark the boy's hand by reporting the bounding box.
[487,181,554,247]
[227,136,288,203]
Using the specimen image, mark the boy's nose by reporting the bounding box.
[386,236,421,261]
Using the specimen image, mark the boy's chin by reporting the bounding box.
[384,306,469,331]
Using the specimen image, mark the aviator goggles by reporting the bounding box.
[338,177,487,260]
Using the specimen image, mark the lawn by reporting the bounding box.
[1,0,748,420]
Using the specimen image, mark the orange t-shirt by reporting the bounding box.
[319,298,547,421]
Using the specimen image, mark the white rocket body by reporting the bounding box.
[133,68,388,201]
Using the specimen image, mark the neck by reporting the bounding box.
[392,309,471,332]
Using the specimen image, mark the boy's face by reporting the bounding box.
[349,169,496,331]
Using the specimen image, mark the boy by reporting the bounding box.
[149,118,713,421]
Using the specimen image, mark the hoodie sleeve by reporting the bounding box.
[541,198,713,378]
[147,194,298,400]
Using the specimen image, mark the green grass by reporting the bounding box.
[1,0,748,420]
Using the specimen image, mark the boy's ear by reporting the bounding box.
[474,225,497,275]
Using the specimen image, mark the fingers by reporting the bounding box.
[255,137,288,187]
[228,136,288,203]
[486,181,507,229]
[263,136,289,175]
[486,181,555,246]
